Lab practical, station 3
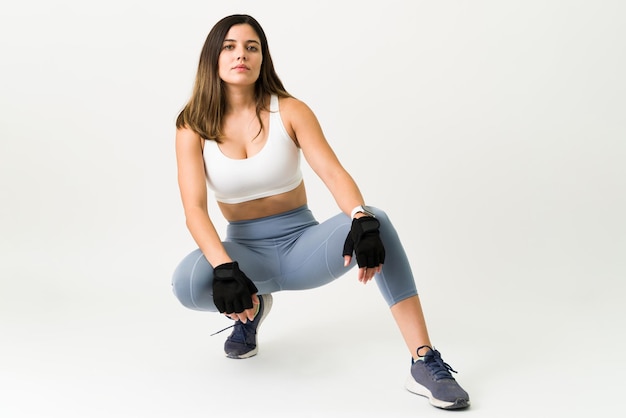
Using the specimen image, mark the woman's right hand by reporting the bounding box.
[213,261,259,323]
[225,293,260,323]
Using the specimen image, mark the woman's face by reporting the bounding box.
[218,23,263,87]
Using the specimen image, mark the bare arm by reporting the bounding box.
[176,127,259,321]
[283,98,365,216]
[283,98,381,283]
[175,127,232,267]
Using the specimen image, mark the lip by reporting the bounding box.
[233,64,249,70]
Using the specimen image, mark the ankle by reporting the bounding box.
[414,344,433,360]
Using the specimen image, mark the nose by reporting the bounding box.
[237,46,247,61]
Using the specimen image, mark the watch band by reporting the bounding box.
[350,205,375,218]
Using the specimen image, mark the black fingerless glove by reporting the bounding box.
[342,216,386,268]
[212,261,258,314]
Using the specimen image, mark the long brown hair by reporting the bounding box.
[176,14,291,142]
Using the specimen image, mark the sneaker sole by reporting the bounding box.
[405,375,470,410]
[226,294,273,359]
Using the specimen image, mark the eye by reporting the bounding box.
[247,45,259,52]
[222,44,235,50]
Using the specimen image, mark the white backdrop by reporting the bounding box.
[1,1,625,417]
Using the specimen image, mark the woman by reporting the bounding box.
[172,14,470,410]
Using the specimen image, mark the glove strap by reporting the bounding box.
[353,216,381,235]
[214,261,238,279]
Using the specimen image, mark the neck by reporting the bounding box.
[224,86,257,113]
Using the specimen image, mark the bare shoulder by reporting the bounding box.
[176,126,204,151]
[176,125,202,142]
[277,96,331,153]
[278,96,316,119]
[278,96,321,133]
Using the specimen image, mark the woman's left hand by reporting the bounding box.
[344,255,382,284]
[343,216,385,284]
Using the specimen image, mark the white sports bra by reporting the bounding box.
[203,95,303,204]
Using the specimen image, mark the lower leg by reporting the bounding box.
[390,295,432,360]
[395,295,471,409]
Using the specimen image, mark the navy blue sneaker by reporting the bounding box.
[405,345,470,409]
[221,294,273,359]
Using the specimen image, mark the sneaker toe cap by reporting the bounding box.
[224,340,256,358]
[431,379,470,404]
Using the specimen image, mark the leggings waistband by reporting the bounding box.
[226,205,319,241]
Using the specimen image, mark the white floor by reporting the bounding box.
[2,268,623,418]
[2,1,625,416]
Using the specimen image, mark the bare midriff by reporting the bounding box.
[217,181,307,222]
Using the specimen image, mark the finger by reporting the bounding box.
[357,266,366,282]
[344,255,352,267]
[244,306,256,322]
[237,312,248,323]
[371,264,383,279]
[363,268,373,284]
[247,295,260,321]
[233,299,244,315]
[363,264,381,284]
[233,301,249,322]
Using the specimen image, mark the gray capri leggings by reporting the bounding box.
[171,205,417,310]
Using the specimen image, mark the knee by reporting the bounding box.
[170,249,218,311]
[367,206,400,244]
[171,258,213,311]
[171,267,196,309]
[367,206,391,225]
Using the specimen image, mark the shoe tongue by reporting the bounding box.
[228,322,248,343]
[423,349,438,360]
